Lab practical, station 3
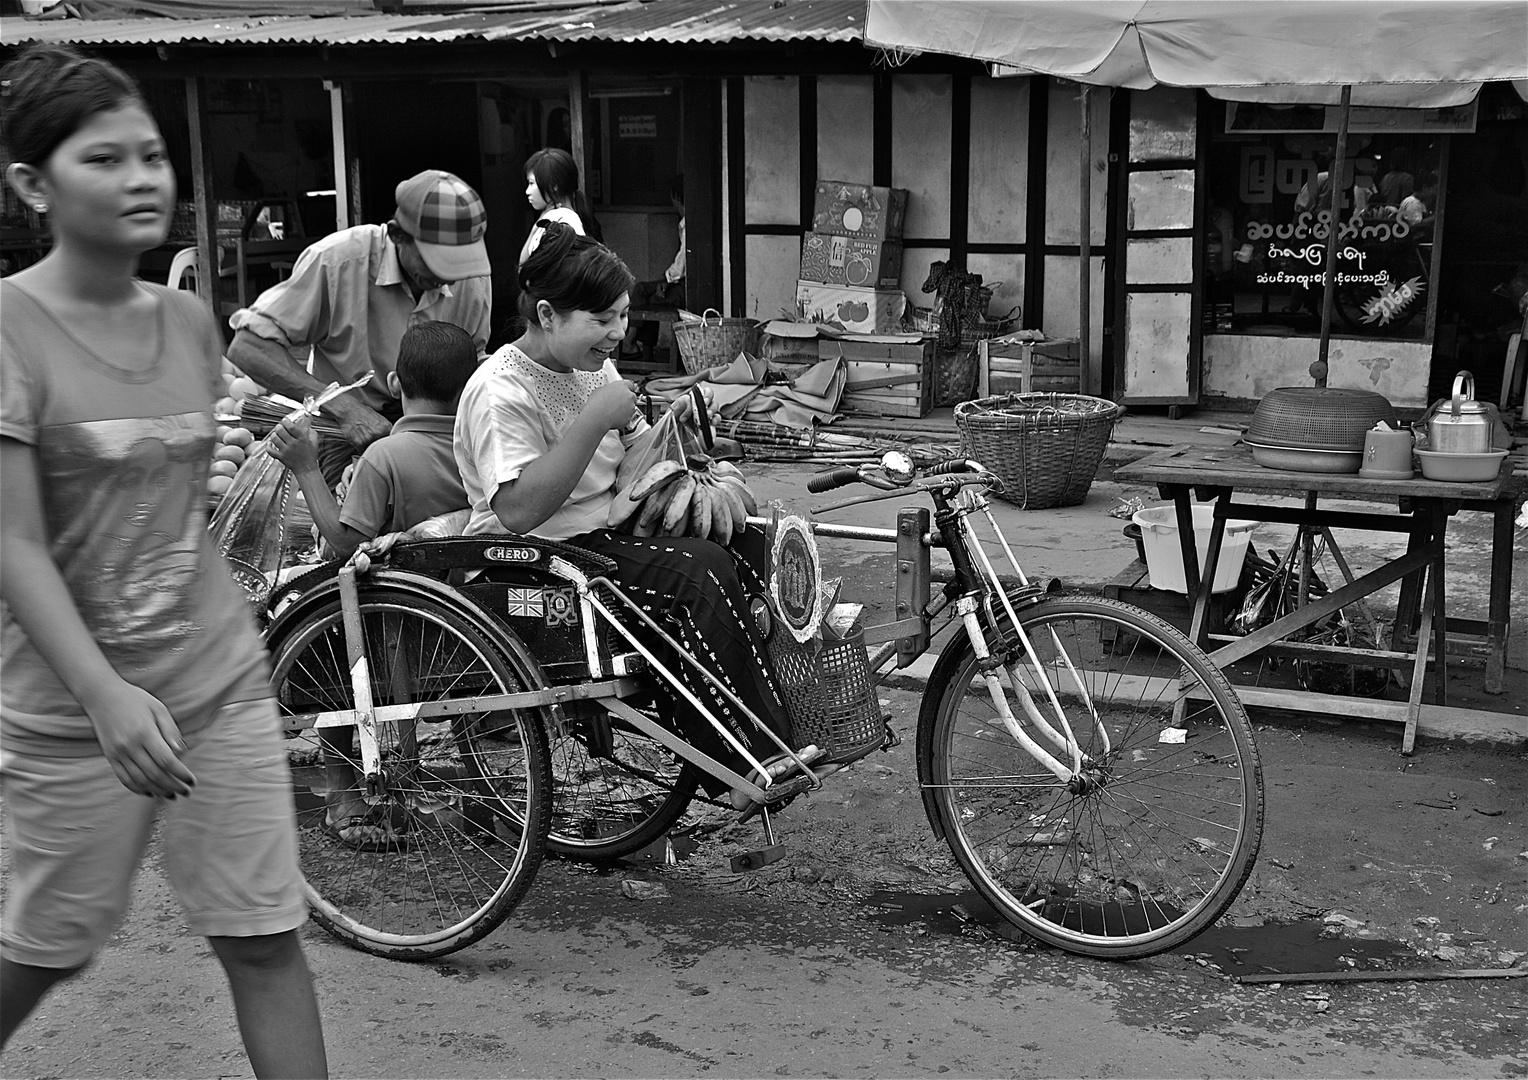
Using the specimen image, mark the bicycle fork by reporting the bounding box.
[946,491,1111,788]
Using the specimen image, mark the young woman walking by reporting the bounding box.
[0,43,327,1078]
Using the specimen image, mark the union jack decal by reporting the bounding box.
[502,587,544,618]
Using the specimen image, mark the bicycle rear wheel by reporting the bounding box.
[543,705,701,860]
[269,586,552,960]
[920,595,1262,960]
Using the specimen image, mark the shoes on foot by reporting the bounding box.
[324,807,405,852]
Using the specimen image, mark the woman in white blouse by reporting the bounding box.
[518,147,601,266]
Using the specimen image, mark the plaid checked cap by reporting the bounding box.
[393,170,490,281]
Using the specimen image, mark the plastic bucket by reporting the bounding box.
[1131,504,1256,594]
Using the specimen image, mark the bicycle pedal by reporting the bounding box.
[730,844,788,873]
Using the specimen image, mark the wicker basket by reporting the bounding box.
[955,392,1125,509]
[928,305,1021,408]
[767,628,884,763]
[932,345,979,407]
[673,308,762,375]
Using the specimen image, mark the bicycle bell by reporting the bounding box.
[879,450,915,485]
[1428,371,1494,455]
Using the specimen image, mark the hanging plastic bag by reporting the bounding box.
[612,386,712,496]
[209,373,372,609]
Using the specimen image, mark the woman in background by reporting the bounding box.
[519,146,602,266]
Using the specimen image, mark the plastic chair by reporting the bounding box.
[166,246,199,291]
[1500,311,1527,421]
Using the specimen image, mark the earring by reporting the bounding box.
[32,203,47,213]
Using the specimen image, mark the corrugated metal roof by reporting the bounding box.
[1,0,868,47]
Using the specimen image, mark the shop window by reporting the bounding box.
[1206,101,1470,340]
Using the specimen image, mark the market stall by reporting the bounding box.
[865,0,1528,406]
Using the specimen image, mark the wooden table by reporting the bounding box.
[1116,443,1520,753]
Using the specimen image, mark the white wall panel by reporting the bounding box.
[968,77,1029,244]
[1127,169,1195,230]
[1043,255,1106,374]
[1126,237,1195,285]
[745,234,801,323]
[1129,87,1197,162]
[744,76,800,225]
[1203,335,1430,406]
[1044,84,1110,245]
[1124,292,1193,398]
[817,76,874,186]
[898,246,951,314]
[967,252,1025,324]
[891,75,952,238]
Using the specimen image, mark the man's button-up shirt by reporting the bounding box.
[230,223,491,412]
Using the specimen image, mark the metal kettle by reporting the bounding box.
[1428,372,1494,454]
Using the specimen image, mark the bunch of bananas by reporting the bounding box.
[608,455,758,544]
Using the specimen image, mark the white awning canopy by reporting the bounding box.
[864,1,1528,105]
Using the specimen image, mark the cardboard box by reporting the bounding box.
[759,320,822,372]
[819,336,934,418]
[799,232,904,289]
[978,337,1081,397]
[795,281,907,335]
[811,180,909,241]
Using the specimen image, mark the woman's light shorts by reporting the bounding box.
[2,697,305,969]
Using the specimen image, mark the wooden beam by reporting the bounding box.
[682,77,722,314]
[183,76,218,312]
[325,79,351,232]
[568,68,591,200]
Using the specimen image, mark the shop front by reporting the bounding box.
[1200,85,1528,412]
[1198,98,1461,409]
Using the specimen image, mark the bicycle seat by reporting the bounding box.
[382,536,618,580]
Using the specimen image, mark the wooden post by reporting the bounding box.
[1315,84,1352,387]
[184,76,218,310]
[325,79,351,232]
[1079,85,1093,394]
[568,69,591,197]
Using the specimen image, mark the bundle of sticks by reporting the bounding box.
[238,394,345,440]
[711,418,955,467]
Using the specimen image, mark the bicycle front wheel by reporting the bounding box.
[920,595,1262,960]
[269,586,553,960]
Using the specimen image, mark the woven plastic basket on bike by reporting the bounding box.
[673,308,762,375]
[955,392,1125,510]
[766,628,883,763]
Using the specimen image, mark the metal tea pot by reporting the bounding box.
[1428,371,1494,454]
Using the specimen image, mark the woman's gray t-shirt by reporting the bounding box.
[1,280,270,754]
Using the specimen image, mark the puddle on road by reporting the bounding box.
[1181,920,1418,977]
[866,889,1421,977]
[864,888,1030,945]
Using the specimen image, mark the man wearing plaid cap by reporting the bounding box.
[228,170,492,485]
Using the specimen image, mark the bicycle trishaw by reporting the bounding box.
[261,451,1263,963]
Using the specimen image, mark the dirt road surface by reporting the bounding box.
[3,686,1523,1079]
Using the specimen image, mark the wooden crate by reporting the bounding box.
[820,337,934,418]
[978,337,1081,396]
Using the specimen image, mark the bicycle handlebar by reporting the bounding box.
[925,458,980,476]
[807,467,863,494]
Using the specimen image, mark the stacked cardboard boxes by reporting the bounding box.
[795,180,909,335]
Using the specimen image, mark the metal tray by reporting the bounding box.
[1243,439,1362,474]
